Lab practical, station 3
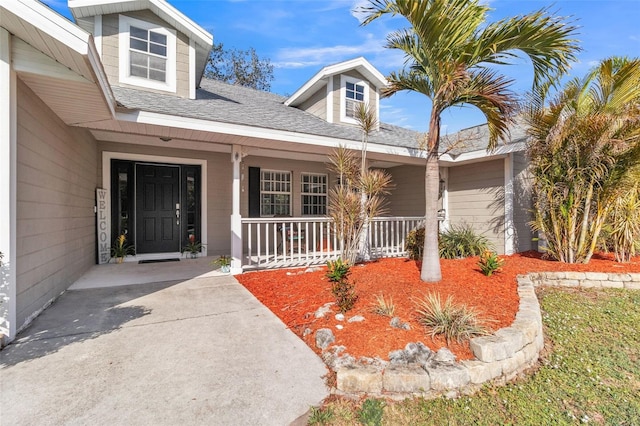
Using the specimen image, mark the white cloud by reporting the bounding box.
[350,0,372,23]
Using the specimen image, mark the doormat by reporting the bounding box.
[138,258,180,264]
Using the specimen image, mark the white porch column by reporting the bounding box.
[0,28,18,343]
[230,145,243,274]
[504,153,515,255]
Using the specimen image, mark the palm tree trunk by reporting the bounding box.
[421,111,442,282]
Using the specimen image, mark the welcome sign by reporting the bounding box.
[96,188,110,264]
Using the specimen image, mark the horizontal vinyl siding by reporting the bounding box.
[101,11,190,98]
[448,159,505,253]
[97,142,232,256]
[299,86,327,120]
[16,79,98,328]
[386,165,425,217]
[241,157,333,218]
[513,152,535,252]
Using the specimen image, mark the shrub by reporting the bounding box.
[405,226,425,260]
[439,224,490,259]
[371,293,395,317]
[326,259,358,313]
[478,250,504,276]
[307,405,334,425]
[415,293,491,344]
[357,398,385,426]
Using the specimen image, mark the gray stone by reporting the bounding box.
[521,342,539,363]
[470,334,509,362]
[348,315,365,323]
[388,350,407,364]
[603,280,624,289]
[585,272,609,281]
[304,267,322,273]
[315,328,335,350]
[337,366,383,394]
[425,363,470,391]
[609,273,632,282]
[335,313,345,321]
[314,302,334,319]
[564,272,586,280]
[383,365,431,393]
[500,350,526,377]
[388,342,432,365]
[433,348,457,364]
[580,280,601,288]
[461,359,502,384]
[559,279,580,287]
[390,316,411,330]
[510,319,538,344]
[303,328,312,337]
[625,281,640,290]
[629,273,640,282]
[495,327,527,354]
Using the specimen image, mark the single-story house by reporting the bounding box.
[0,0,535,343]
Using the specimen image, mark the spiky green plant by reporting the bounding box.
[371,293,396,317]
[608,183,640,262]
[415,293,491,344]
[439,224,490,259]
[526,57,640,263]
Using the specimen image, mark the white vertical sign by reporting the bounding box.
[96,188,110,264]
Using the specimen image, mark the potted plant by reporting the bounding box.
[111,234,135,263]
[182,234,205,259]
[212,255,231,273]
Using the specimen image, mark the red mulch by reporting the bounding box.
[236,251,640,361]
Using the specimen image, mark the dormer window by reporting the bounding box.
[119,15,176,93]
[345,82,365,118]
[340,75,370,124]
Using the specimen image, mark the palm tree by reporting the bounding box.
[525,57,640,264]
[360,0,579,282]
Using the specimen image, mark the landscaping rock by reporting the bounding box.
[425,363,470,391]
[303,328,312,337]
[390,316,411,330]
[337,366,383,394]
[335,324,344,330]
[335,313,345,321]
[433,348,456,364]
[314,302,334,319]
[388,342,432,365]
[315,328,335,350]
[383,364,431,393]
[348,315,365,323]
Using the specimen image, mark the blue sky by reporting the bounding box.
[45,0,639,134]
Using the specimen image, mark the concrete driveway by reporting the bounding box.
[0,262,328,425]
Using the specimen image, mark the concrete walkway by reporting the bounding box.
[0,260,328,425]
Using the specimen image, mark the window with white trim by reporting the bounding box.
[340,75,370,124]
[345,81,365,118]
[260,170,291,216]
[119,15,176,92]
[301,173,327,216]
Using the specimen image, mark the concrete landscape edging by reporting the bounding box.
[331,270,639,398]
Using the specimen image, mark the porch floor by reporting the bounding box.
[69,256,228,290]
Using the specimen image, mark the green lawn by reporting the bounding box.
[309,287,640,425]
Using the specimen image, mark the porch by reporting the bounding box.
[239,216,424,270]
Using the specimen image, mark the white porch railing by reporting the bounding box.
[241,216,424,270]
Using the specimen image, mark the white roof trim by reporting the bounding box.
[285,57,388,107]
[439,142,526,164]
[115,110,424,158]
[69,0,213,48]
[2,0,92,54]
[1,0,116,117]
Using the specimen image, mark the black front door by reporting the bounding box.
[136,164,180,253]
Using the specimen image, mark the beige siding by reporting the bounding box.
[241,157,333,217]
[513,152,536,252]
[298,85,327,120]
[100,10,191,98]
[331,70,379,126]
[448,160,505,253]
[16,79,98,328]
[386,165,425,216]
[97,142,232,256]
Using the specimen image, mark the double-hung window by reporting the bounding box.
[345,81,365,118]
[260,170,291,216]
[119,15,176,92]
[301,173,327,216]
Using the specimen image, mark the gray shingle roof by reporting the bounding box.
[111,78,525,154]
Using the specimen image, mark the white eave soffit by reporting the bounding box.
[285,57,388,107]
[69,0,213,49]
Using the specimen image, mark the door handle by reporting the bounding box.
[176,203,180,225]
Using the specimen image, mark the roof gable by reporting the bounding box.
[285,57,387,107]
